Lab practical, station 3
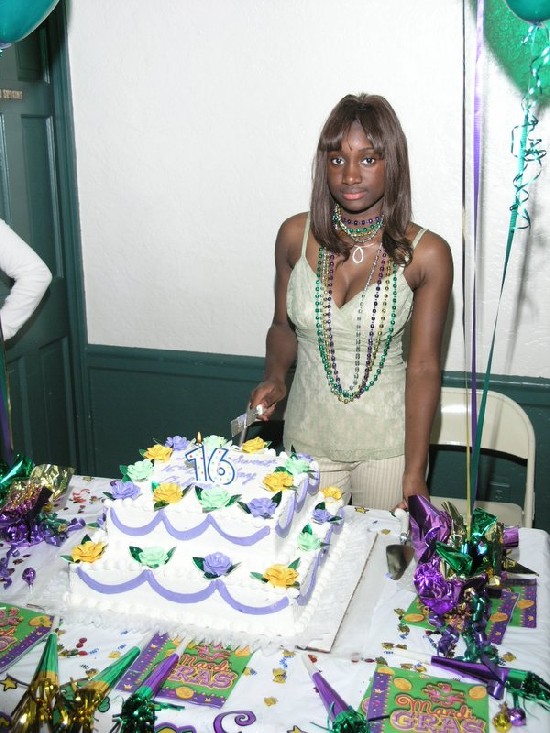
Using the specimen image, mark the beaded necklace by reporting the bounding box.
[332,203,385,263]
[315,242,397,403]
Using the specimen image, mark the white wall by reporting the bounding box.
[65,0,549,378]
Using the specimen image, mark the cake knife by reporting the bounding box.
[385,508,415,580]
[230,404,263,447]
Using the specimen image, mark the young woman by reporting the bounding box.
[250,94,453,510]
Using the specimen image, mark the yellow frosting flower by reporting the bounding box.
[263,564,299,588]
[241,437,266,454]
[153,482,183,504]
[143,444,173,461]
[322,486,343,501]
[263,471,294,492]
[71,540,106,563]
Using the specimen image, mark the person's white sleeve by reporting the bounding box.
[0,219,53,340]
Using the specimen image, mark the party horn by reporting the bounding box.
[53,645,140,732]
[391,648,509,699]
[394,647,550,713]
[10,630,59,733]
[303,654,369,732]
[112,652,180,732]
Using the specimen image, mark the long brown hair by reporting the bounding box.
[310,94,412,264]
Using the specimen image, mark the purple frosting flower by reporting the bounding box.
[110,480,141,500]
[414,555,464,615]
[203,552,232,577]
[312,508,332,524]
[248,497,277,519]
[165,435,190,450]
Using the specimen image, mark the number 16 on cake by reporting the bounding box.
[185,442,236,485]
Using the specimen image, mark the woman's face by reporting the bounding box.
[326,120,385,218]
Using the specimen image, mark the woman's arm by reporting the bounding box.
[0,219,52,340]
[402,230,453,504]
[250,216,303,420]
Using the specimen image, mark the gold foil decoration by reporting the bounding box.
[30,465,75,504]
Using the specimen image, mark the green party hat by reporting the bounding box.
[10,630,59,733]
[84,646,141,696]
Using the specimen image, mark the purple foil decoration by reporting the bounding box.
[0,549,14,589]
[22,567,36,588]
[413,555,464,615]
[110,480,141,500]
[1,522,28,543]
[1,514,84,549]
[408,495,451,563]
[437,625,461,657]
[503,526,519,548]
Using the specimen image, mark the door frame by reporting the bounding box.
[46,3,92,472]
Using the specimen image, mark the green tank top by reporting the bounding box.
[284,217,426,461]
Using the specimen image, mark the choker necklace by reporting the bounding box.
[315,242,397,403]
[332,203,384,253]
[341,214,382,226]
[349,240,379,265]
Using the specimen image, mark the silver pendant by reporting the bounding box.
[352,246,365,264]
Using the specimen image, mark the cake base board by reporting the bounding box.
[303,532,378,653]
[32,508,376,653]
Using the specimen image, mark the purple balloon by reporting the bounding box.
[509,707,527,726]
[22,567,36,587]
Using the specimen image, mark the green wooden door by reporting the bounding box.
[0,13,82,468]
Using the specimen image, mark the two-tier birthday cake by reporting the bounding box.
[57,436,376,643]
[61,434,372,648]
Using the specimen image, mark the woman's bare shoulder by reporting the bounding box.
[407,226,451,271]
[276,211,309,265]
[408,223,450,252]
[278,211,309,238]
[404,224,452,286]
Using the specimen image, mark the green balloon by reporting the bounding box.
[0,0,60,44]
[505,0,550,22]
[470,0,550,99]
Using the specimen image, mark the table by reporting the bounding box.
[1,475,550,732]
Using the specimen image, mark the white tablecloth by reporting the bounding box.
[1,476,549,732]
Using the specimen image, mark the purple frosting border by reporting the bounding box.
[109,508,270,546]
[76,566,289,615]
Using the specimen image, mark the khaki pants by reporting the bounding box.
[317,455,405,510]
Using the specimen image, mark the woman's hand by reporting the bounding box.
[249,378,287,421]
[396,471,430,510]
[249,215,302,423]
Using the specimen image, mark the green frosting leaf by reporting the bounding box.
[250,572,268,583]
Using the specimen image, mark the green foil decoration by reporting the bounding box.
[331,709,371,732]
[435,541,474,576]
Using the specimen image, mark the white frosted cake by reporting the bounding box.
[64,435,356,645]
